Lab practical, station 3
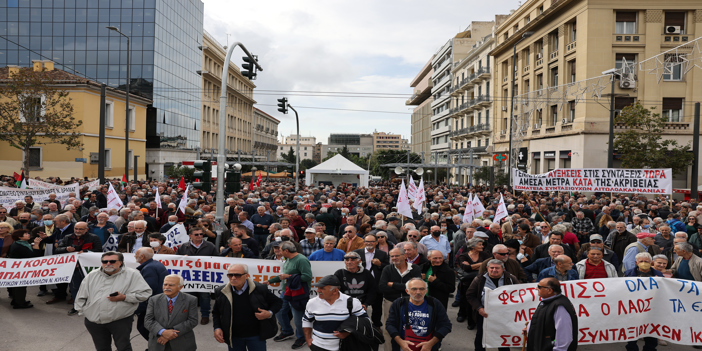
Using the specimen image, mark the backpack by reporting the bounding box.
[338,298,384,351]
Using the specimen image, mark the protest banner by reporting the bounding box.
[512,168,673,194]
[0,183,80,209]
[102,233,121,252]
[0,253,78,287]
[163,224,189,250]
[105,182,123,211]
[482,277,702,348]
[78,253,344,295]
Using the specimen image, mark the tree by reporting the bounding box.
[0,67,82,177]
[165,165,194,181]
[613,102,694,174]
[300,158,318,170]
[474,166,508,187]
[340,145,350,158]
[368,149,422,179]
[280,146,296,164]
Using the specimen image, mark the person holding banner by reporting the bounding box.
[134,247,169,342]
[8,229,42,309]
[524,277,578,351]
[0,222,14,258]
[56,222,103,315]
[176,226,219,325]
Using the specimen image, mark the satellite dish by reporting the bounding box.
[415,167,424,175]
[394,166,403,175]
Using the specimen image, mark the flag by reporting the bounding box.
[121,174,127,187]
[155,188,162,209]
[463,193,474,224]
[15,170,27,189]
[397,180,413,219]
[177,176,186,191]
[494,194,509,224]
[250,174,254,190]
[178,185,189,215]
[408,175,417,200]
[105,182,123,211]
[13,172,20,182]
[413,178,425,213]
[256,170,262,187]
[472,195,486,219]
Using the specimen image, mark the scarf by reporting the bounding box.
[481,272,504,306]
[16,240,33,252]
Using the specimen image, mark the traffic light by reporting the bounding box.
[242,55,257,80]
[192,161,211,192]
[277,97,288,114]
[226,168,241,193]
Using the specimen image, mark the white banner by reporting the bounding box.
[103,233,121,252]
[163,224,189,251]
[0,253,78,287]
[105,183,123,211]
[78,253,344,294]
[0,183,80,209]
[512,168,673,194]
[483,277,702,348]
[85,179,101,191]
[28,179,66,189]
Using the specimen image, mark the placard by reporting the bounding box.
[512,168,672,194]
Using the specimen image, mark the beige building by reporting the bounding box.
[200,30,256,159]
[407,58,433,156]
[252,107,280,161]
[0,63,150,179]
[491,0,702,190]
[277,135,317,161]
[372,132,403,151]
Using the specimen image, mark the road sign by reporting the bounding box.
[75,158,87,163]
[493,154,508,162]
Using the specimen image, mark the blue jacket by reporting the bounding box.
[537,266,579,281]
[624,267,664,277]
[669,219,686,233]
[136,258,168,314]
[524,257,555,282]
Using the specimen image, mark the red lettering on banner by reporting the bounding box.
[257,265,264,274]
[578,304,590,317]
[68,255,75,262]
[0,261,6,268]
[11,261,21,268]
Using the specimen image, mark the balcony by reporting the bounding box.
[448,146,488,155]
[477,67,491,80]
[523,65,530,74]
[478,94,491,107]
[450,123,491,138]
[548,50,558,62]
[566,40,576,53]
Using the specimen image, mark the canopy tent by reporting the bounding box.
[305,154,369,187]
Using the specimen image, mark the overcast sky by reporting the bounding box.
[203,0,517,145]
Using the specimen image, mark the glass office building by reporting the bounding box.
[0,0,203,150]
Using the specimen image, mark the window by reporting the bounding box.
[105,101,114,128]
[104,149,112,170]
[536,109,543,126]
[569,60,576,82]
[304,153,308,157]
[485,110,490,126]
[526,16,531,24]
[570,21,577,42]
[615,11,637,34]
[662,98,683,122]
[485,138,489,146]
[128,150,133,170]
[538,5,544,14]
[536,74,543,91]
[477,112,482,124]
[533,159,541,173]
[568,101,575,122]
[614,97,636,117]
[125,107,135,131]
[551,67,559,86]
[523,47,531,66]
[26,147,42,169]
[551,105,558,126]
[615,53,637,72]
[665,12,686,33]
[549,30,559,53]
[663,54,683,81]
[19,95,45,123]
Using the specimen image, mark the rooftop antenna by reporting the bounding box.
[224,33,232,49]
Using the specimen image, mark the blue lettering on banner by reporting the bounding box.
[166,269,224,284]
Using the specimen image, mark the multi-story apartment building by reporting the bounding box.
[200,31,256,162]
[407,58,433,156]
[448,18,509,185]
[491,0,702,190]
[322,134,374,159]
[252,107,279,162]
[401,139,410,151]
[372,132,403,151]
[277,135,317,161]
[0,0,205,179]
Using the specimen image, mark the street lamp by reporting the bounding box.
[106,26,131,179]
[508,31,533,189]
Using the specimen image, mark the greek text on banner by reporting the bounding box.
[77,253,344,295]
[511,168,672,194]
[0,253,78,287]
[483,277,702,348]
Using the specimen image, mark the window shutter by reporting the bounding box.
[616,53,637,61]
[665,12,686,27]
[616,12,637,22]
[662,98,683,110]
[615,97,635,110]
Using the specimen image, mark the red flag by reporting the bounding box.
[250,174,254,190]
[256,171,262,187]
[121,174,127,187]
[178,176,186,191]
[13,172,20,182]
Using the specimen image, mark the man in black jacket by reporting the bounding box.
[334,251,376,308]
[213,263,283,350]
[379,247,422,351]
[355,234,389,327]
[532,232,575,262]
[421,250,455,309]
[177,226,219,325]
[54,222,102,312]
[524,277,578,351]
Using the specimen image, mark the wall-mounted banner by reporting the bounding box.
[78,253,344,294]
[0,183,80,209]
[483,277,702,348]
[512,168,672,194]
[0,253,78,287]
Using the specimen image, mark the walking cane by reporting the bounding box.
[522,321,529,351]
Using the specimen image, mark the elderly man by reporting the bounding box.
[55,221,103,312]
[478,244,528,282]
[117,220,151,253]
[653,224,673,249]
[302,275,368,351]
[572,211,595,243]
[337,225,364,253]
[159,215,178,234]
[671,242,702,281]
[134,247,168,342]
[576,247,617,279]
[467,259,518,351]
[144,274,198,351]
[379,247,422,351]
[385,278,452,351]
[300,227,323,257]
[309,235,345,261]
[397,229,428,257]
[525,277,578,351]
[623,252,664,350]
[386,216,402,241]
[404,242,428,266]
[354,233,389,327]
[607,221,637,263]
[251,206,275,249]
[177,226,219,325]
[622,232,660,274]
[533,231,575,262]
[537,255,578,281]
[421,250,456,309]
[420,225,451,260]
[213,264,282,351]
[75,251,152,351]
[88,212,117,245]
[333,251,377,309]
[220,237,255,258]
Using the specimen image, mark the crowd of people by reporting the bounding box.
[2,174,701,351]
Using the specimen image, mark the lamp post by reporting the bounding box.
[106,26,131,179]
[508,31,533,189]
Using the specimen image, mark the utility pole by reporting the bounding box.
[508,32,533,188]
[692,102,701,201]
[98,84,106,183]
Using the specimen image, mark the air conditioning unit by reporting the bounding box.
[501,130,507,135]
[666,26,682,34]
[536,53,543,59]
[502,106,508,111]
[620,73,636,89]
[561,118,569,124]
[534,123,541,129]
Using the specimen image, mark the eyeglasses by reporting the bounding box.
[537,285,550,290]
[590,240,602,243]
[227,273,246,278]
[540,226,549,228]
[495,252,509,256]
[192,233,204,236]
[101,260,118,264]
[377,235,386,238]
[344,257,359,260]
[345,231,353,233]
[364,240,376,243]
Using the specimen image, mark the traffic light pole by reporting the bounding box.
[289,105,300,192]
[215,42,263,228]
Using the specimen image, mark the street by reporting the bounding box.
[1,285,697,351]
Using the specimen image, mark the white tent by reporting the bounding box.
[305,154,369,187]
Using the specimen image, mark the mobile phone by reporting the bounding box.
[109,292,119,297]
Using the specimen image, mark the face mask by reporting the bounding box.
[489,215,494,219]
[84,197,89,201]
[643,225,650,229]
[281,236,290,241]
[637,262,651,271]
[150,241,160,248]
[518,240,523,245]
[432,231,441,237]
[44,220,53,226]
[169,221,176,226]
[43,207,48,211]
[19,219,28,224]
[275,237,282,242]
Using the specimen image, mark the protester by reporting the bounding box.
[145,274,199,350]
[379,247,422,351]
[221,237,256,258]
[55,221,103,314]
[671,242,702,281]
[354,233,389,327]
[575,247,617,279]
[309,235,346,261]
[7,229,42,309]
[176,226,219,325]
[622,232,660,274]
[478,244,528,282]
[421,250,455,309]
[337,225,365,253]
[537,255,578,281]
[148,233,176,255]
[134,247,169,342]
[300,227,323,257]
[420,225,451,260]
[524,277,578,351]
[333,251,377,309]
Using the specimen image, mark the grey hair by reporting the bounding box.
[374,220,386,229]
[492,244,507,254]
[548,244,564,252]
[486,259,505,268]
[635,252,652,262]
[652,254,668,262]
[280,241,297,253]
[675,241,693,253]
[403,241,418,250]
[165,274,185,287]
[305,213,315,219]
[229,263,249,274]
[391,246,406,256]
[552,224,566,233]
[674,231,688,239]
[323,235,337,244]
[289,210,298,216]
[320,207,328,213]
[406,277,428,289]
[465,238,483,250]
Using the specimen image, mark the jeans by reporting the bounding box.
[84,316,134,351]
[626,337,658,351]
[190,292,211,317]
[276,295,305,340]
[229,335,267,351]
[254,234,269,252]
